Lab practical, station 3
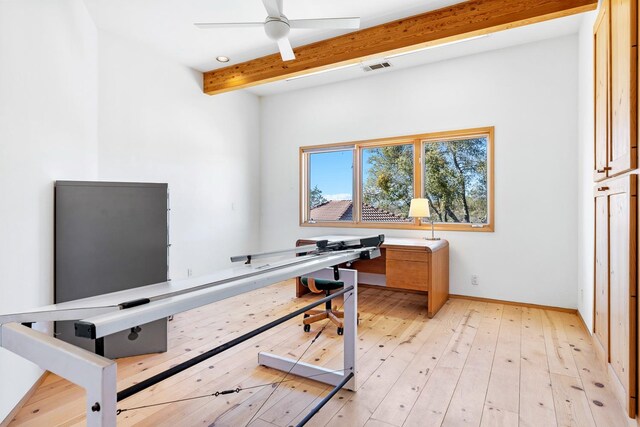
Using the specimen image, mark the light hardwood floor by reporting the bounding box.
[7,280,634,427]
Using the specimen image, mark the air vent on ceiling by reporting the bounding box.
[362,61,392,72]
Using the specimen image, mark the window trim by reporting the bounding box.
[299,126,495,232]
[302,144,357,224]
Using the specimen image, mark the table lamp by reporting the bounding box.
[409,198,440,240]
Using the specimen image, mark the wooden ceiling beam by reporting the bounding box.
[203,0,597,95]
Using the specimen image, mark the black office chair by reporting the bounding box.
[300,277,346,335]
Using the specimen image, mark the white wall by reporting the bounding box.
[260,35,580,309]
[577,11,598,331]
[97,30,262,278]
[0,8,261,422]
[0,0,99,421]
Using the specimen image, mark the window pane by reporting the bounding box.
[308,149,354,222]
[423,137,488,224]
[362,144,414,222]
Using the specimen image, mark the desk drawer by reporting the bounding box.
[386,260,429,291]
[386,249,429,263]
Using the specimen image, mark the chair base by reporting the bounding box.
[300,277,358,335]
[302,308,359,336]
[303,310,344,328]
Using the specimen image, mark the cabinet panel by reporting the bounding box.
[386,260,428,291]
[607,175,637,416]
[610,0,637,176]
[353,249,387,275]
[594,193,609,359]
[594,4,610,182]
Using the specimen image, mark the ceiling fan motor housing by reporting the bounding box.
[264,17,290,40]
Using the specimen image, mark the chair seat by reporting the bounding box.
[300,277,344,291]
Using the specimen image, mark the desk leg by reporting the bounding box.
[295,240,312,298]
[296,277,310,297]
[0,323,117,427]
[428,244,450,318]
[261,268,357,390]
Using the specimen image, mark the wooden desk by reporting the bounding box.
[296,235,449,318]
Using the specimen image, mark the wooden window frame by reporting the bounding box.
[299,126,495,232]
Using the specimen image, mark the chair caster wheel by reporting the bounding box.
[304,324,311,332]
[337,327,344,336]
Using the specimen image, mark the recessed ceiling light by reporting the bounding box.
[216,56,230,63]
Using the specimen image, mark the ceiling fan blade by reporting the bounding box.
[289,17,360,30]
[262,0,283,17]
[277,37,295,61]
[194,22,264,29]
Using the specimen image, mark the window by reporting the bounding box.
[306,148,354,222]
[361,144,414,222]
[423,136,489,224]
[300,127,494,231]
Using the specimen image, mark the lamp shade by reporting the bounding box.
[408,198,430,218]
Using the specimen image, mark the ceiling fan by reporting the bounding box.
[195,0,361,62]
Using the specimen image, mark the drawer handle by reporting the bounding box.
[596,167,611,173]
[598,186,609,191]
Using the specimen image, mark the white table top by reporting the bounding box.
[302,235,448,252]
[0,250,367,325]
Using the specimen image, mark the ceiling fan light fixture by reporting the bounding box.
[195,0,361,62]
[264,18,290,40]
[216,56,230,63]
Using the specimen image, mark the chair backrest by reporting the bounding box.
[300,277,344,293]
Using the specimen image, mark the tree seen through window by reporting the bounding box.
[362,145,413,222]
[423,137,488,223]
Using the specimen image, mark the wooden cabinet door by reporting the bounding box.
[386,249,429,291]
[605,175,637,417]
[594,189,609,360]
[594,4,610,182]
[610,0,637,177]
[386,260,429,291]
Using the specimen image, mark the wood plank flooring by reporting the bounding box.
[7,280,634,427]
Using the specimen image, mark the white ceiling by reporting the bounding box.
[84,0,471,71]
[83,0,588,96]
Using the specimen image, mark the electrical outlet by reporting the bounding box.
[471,275,479,286]
[187,268,193,277]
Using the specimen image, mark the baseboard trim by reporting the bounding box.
[0,371,48,427]
[358,283,426,295]
[576,309,592,335]
[448,294,577,314]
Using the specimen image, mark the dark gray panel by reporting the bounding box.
[56,319,168,358]
[55,182,168,302]
[54,181,168,357]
